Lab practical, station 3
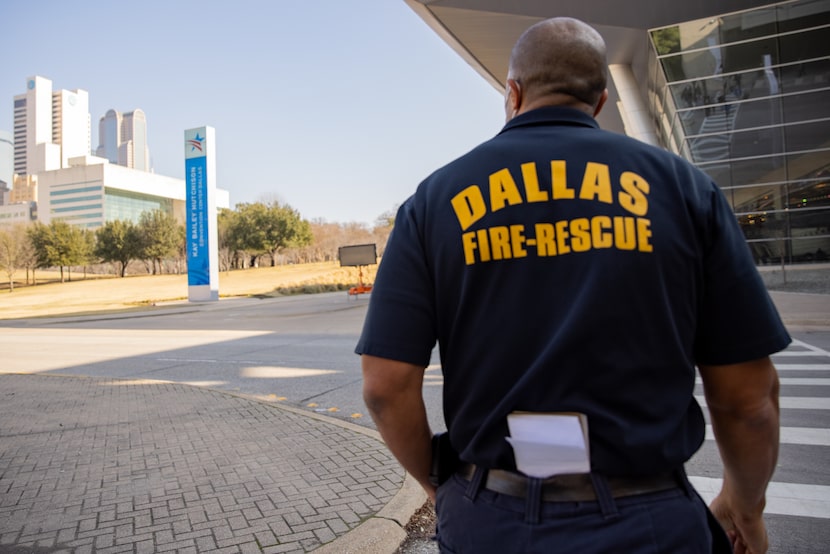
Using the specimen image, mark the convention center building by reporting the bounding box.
[406,0,829,264]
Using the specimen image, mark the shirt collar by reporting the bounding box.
[498,106,599,136]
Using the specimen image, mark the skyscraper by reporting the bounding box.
[96,109,121,164]
[13,76,90,177]
[96,108,151,172]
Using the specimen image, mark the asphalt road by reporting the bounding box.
[1,291,828,553]
[0,293,445,434]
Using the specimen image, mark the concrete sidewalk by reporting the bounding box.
[0,289,826,554]
[768,290,830,331]
[0,374,424,553]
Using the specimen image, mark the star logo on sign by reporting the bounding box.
[187,133,204,152]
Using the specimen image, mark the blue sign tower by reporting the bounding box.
[184,126,219,301]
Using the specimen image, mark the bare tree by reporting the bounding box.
[0,224,34,292]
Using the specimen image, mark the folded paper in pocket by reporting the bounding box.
[506,412,590,478]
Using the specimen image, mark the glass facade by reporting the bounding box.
[648,0,830,264]
[104,188,173,224]
[49,183,104,228]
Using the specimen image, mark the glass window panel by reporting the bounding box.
[744,236,830,265]
[648,47,661,102]
[782,87,830,122]
[685,133,734,165]
[659,49,718,83]
[782,58,830,94]
[727,124,787,160]
[730,183,787,213]
[790,235,830,262]
[780,27,830,64]
[674,17,722,51]
[720,7,779,43]
[670,73,756,122]
[784,120,830,151]
[745,239,782,264]
[719,38,779,75]
[673,106,707,137]
[788,150,830,182]
[669,82,693,109]
[738,210,788,242]
[699,164,734,188]
[788,179,830,208]
[104,189,173,225]
[651,26,682,55]
[730,94,784,138]
[778,0,830,32]
[787,209,830,261]
[788,205,830,227]
[708,154,789,186]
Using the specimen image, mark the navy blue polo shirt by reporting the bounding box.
[356,106,790,476]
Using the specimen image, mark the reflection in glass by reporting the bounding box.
[739,210,787,241]
[782,86,830,121]
[785,121,830,152]
[788,210,830,262]
[648,0,830,263]
[787,164,830,209]
[104,190,173,225]
[788,151,830,185]
[731,183,786,213]
[779,27,830,65]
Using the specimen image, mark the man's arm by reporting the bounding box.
[361,354,437,501]
[698,356,780,554]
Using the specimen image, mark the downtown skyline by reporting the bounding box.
[1,0,505,226]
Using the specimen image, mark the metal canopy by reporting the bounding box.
[405,0,776,133]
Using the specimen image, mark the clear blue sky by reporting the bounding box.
[1,0,506,226]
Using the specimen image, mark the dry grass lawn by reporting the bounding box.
[0,262,377,320]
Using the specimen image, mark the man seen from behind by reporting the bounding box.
[357,17,789,554]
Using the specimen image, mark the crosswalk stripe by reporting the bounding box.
[689,477,830,519]
[778,377,830,386]
[774,364,830,370]
[697,377,830,385]
[786,339,830,356]
[775,377,830,385]
[698,377,830,386]
[696,396,830,410]
[775,350,830,356]
[773,339,830,356]
[705,425,830,446]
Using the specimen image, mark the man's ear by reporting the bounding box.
[506,78,522,116]
[593,89,609,117]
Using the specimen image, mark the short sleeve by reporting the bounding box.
[694,184,791,364]
[354,199,437,366]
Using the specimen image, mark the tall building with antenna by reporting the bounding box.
[13,75,90,177]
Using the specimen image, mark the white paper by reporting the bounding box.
[506,413,590,478]
[505,438,590,478]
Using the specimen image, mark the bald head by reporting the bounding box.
[506,17,608,115]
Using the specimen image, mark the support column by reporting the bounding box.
[608,64,659,146]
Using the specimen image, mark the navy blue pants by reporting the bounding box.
[435,471,724,553]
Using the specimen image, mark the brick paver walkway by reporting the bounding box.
[0,374,403,553]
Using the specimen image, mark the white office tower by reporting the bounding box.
[96,108,150,171]
[13,76,90,177]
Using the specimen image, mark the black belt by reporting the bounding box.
[458,464,678,502]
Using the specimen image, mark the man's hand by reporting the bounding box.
[709,489,768,554]
[362,354,437,501]
[699,356,780,554]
